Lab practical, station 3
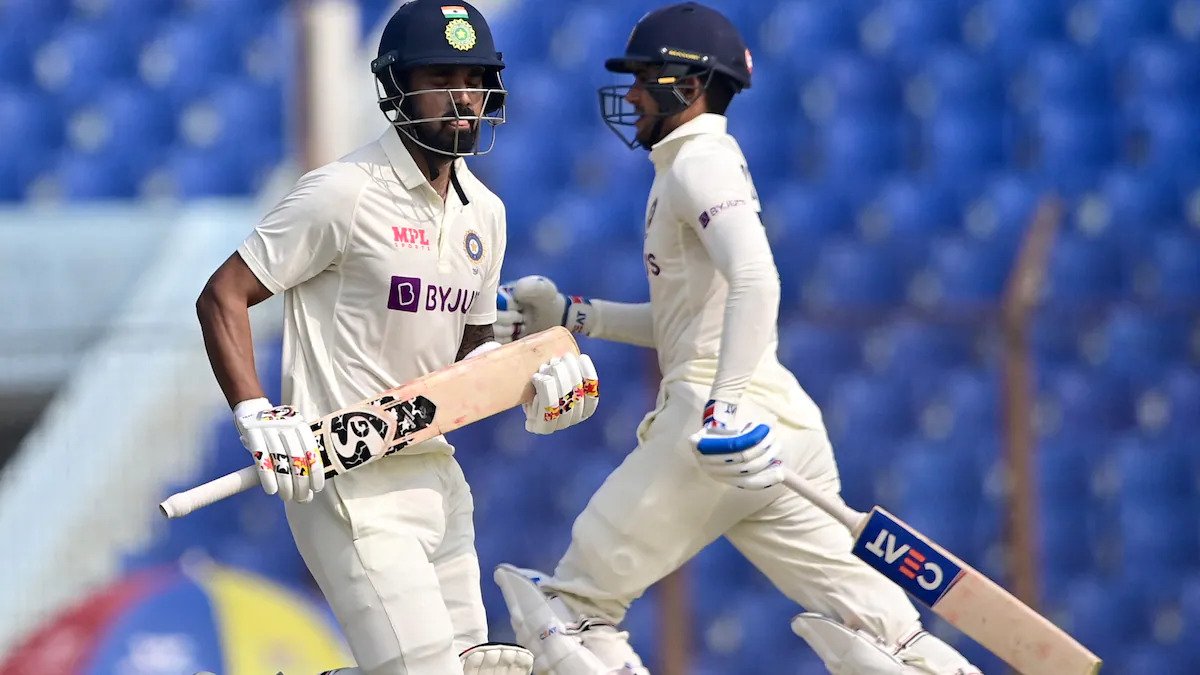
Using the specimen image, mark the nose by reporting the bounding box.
[624,85,641,106]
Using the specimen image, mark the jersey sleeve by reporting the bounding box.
[670,147,780,406]
[467,199,506,325]
[237,167,361,294]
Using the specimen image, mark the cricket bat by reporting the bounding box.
[160,327,581,519]
[781,469,1101,675]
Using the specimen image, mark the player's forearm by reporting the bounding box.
[196,287,266,409]
[587,300,656,348]
[710,261,780,406]
[457,323,495,361]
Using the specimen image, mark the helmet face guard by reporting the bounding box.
[374,60,507,158]
[599,63,715,150]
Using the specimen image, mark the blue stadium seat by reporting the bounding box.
[1040,364,1135,433]
[1092,166,1179,250]
[189,0,283,45]
[55,150,137,200]
[923,110,1007,193]
[1020,44,1110,111]
[190,78,284,175]
[1124,642,1192,675]
[1122,39,1200,106]
[964,0,1066,73]
[0,23,35,87]
[962,172,1039,247]
[1037,437,1096,503]
[1137,103,1200,182]
[825,372,915,445]
[762,183,853,277]
[1155,366,1200,437]
[1030,306,1087,366]
[33,20,137,101]
[1039,504,1095,584]
[1118,502,1197,601]
[570,127,655,204]
[140,18,243,105]
[692,538,757,624]
[1095,306,1188,384]
[1059,575,1151,654]
[72,83,174,179]
[1044,232,1126,304]
[1139,230,1200,302]
[920,367,999,442]
[165,146,253,198]
[0,87,61,197]
[1114,435,1195,505]
[759,0,859,74]
[805,55,902,122]
[86,0,172,45]
[859,0,961,73]
[891,442,983,511]
[776,320,862,403]
[817,115,904,200]
[858,177,959,254]
[1070,0,1172,64]
[909,48,1005,116]
[1180,576,1200,665]
[914,235,1012,311]
[803,238,906,312]
[1032,107,1118,194]
[866,319,974,400]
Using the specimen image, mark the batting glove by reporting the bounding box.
[689,400,784,490]
[523,353,599,434]
[495,276,593,343]
[234,397,325,503]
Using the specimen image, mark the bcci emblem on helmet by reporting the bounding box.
[445,18,477,51]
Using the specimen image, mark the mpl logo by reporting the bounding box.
[393,226,431,250]
[388,276,478,314]
[853,509,963,606]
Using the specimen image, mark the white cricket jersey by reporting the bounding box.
[238,130,506,454]
[642,113,823,429]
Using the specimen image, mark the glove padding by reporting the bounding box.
[460,642,535,675]
[495,285,524,344]
[234,397,324,503]
[494,276,591,344]
[690,422,785,490]
[523,353,599,434]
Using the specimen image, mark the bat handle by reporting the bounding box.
[780,468,869,535]
[159,466,259,519]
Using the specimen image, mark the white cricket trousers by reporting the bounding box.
[540,379,922,644]
[285,451,487,675]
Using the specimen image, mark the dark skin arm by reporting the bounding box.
[196,252,274,409]
[456,323,495,361]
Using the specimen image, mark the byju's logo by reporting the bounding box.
[853,510,963,606]
[387,276,478,314]
[388,276,422,312]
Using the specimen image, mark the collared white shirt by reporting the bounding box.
[239,130,506,453]
[641,113,823,428]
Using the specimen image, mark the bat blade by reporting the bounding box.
[853,507,1102,675]
[160,327,580,518]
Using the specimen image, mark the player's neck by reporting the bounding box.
[401,136,456,201]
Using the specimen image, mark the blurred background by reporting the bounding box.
[0,0,1198,673]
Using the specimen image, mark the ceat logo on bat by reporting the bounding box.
[853,509,963,606]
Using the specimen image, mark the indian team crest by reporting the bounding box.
[445,18,477,51]
[464,230,484,262]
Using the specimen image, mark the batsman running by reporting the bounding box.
[491,3,982,674]
[195,2,597,673]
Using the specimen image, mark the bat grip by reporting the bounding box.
[159,466,259,519]
[781,468,868,534]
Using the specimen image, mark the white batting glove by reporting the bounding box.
[495,286,524,344]
[459,642,535,675]
[464,340,503,360]
[689,400,784,490]
[234,397,325,503]
[523,353,599,434]
[495,276,593,343]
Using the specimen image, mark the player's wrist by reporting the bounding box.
[562,295,595,336]
[702,399,739,430]
[233,397,272,419]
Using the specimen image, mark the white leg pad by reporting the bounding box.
[893,627,983,675]
[493,565,648,675]
[460,642,535,675]
[790,613,920,674]
[791,614,982,675]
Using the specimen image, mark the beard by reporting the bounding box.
[401,94,480,155]
[412,118,478,154]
